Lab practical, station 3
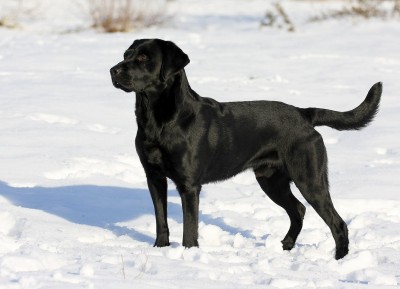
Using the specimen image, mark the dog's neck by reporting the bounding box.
[135,70,198,131]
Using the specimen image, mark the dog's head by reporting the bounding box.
[110,39,190,93]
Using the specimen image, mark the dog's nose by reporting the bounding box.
[110,65,122,77]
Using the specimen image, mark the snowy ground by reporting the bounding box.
[1,0,400,288]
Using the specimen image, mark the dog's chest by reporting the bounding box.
[143,143,164,167]
[138,113,200,181]
[141,133,194,181]
[142,138,181,171]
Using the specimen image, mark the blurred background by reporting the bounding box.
[1,0,399,33]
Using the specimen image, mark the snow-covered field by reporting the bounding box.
[1,0,400,288]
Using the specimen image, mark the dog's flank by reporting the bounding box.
[110,38,381,260]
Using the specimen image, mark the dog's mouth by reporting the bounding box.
[112,78,134,93]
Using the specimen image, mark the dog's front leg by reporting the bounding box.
[147,176,170,247]
[177,184,201,248]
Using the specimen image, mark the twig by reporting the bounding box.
[121,255,126,279]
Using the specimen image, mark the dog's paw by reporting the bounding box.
[281,237,295,251]
[335,246,349,260]
[182,239,199,248]
[154,235,170,247]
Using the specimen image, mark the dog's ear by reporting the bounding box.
[158,40,190,81]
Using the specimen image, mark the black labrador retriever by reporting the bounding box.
[110,39,381,260]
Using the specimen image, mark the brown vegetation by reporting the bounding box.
[87,0,169,33]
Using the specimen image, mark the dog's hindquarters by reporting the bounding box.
[285,131,349,259]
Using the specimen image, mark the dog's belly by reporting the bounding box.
[200,146,283,184]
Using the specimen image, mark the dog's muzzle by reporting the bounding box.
[110,65,134,92]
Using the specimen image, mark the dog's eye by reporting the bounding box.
[137,54,149,62]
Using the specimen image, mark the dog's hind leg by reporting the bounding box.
[255,169,306,251]
[295,180,348,260]
[287,134,349,260]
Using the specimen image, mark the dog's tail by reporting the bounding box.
[299,82,382,131]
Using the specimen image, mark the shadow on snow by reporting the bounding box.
[0,181,255,245]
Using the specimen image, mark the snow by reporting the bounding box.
[1,0,400,288]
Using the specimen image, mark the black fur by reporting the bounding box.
[110,38,382,260]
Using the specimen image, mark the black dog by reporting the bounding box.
[110,39,381,260]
